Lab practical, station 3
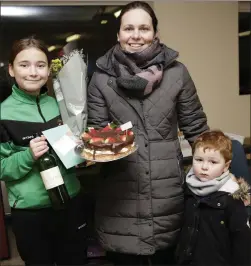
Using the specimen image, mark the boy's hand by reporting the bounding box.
[29,136,49,160]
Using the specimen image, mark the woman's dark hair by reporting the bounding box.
[9,36,50,65]
[117,1,158,34]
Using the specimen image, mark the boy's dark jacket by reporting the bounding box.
[176,177,251,266]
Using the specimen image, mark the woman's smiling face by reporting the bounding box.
[118,8,156,53]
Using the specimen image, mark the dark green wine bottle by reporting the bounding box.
[38,150,70,210]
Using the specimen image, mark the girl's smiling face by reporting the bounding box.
[9,47,49,95]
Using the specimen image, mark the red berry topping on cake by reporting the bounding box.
[82,132,91,140]
[89,137,103,143]
[120,135,127,142]
[89,128,96,134]
[128,130,134,136]
[104,137,116,144]
[101,125,112,132]
[115,127,122,132]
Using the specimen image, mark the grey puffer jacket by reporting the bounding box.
[87,46,209,255]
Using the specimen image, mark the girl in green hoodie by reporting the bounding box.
[0,37,87,265]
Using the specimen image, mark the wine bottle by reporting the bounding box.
[37,141,70,210]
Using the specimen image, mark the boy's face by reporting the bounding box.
[193,147,230,181]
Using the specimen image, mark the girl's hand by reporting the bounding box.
[29,136,49,160]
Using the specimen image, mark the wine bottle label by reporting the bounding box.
[40,166,64,190]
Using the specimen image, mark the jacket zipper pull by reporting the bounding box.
[36,95,46,123]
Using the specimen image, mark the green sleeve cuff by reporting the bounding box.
[25,148,36,165]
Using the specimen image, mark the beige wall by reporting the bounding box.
[154,2,250,137]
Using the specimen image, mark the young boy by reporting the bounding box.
[176,130,251,266]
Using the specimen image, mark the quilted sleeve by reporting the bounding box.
[87,72,110,127]
[177,64,209,144]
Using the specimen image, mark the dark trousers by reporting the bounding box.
[11,193,87,266]
[106,247,176,266]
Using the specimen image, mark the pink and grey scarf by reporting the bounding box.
[112,39,165,98]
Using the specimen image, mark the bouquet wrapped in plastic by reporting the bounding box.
[51,49,88,136]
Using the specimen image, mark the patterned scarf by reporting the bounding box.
[112,39,165,98]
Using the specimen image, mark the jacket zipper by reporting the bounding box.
[140,100,145,124]
[36,96,46,123]
[140,99,155,247]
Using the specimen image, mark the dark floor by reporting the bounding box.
[1,222,111,266]
[1,225,24,266]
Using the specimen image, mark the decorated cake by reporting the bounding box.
[81,123,136,161]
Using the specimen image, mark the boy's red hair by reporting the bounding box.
[192,130,232,162]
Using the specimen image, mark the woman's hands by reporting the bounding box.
[29,136,49,160]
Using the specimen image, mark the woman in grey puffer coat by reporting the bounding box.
[87,1,209,265]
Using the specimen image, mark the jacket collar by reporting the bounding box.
[186,176,250,209]
[11,84,48,105]
[96,43,179,77]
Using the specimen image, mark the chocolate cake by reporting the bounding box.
[81,124,136,161]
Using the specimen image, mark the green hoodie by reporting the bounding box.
[0,85,80,209]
